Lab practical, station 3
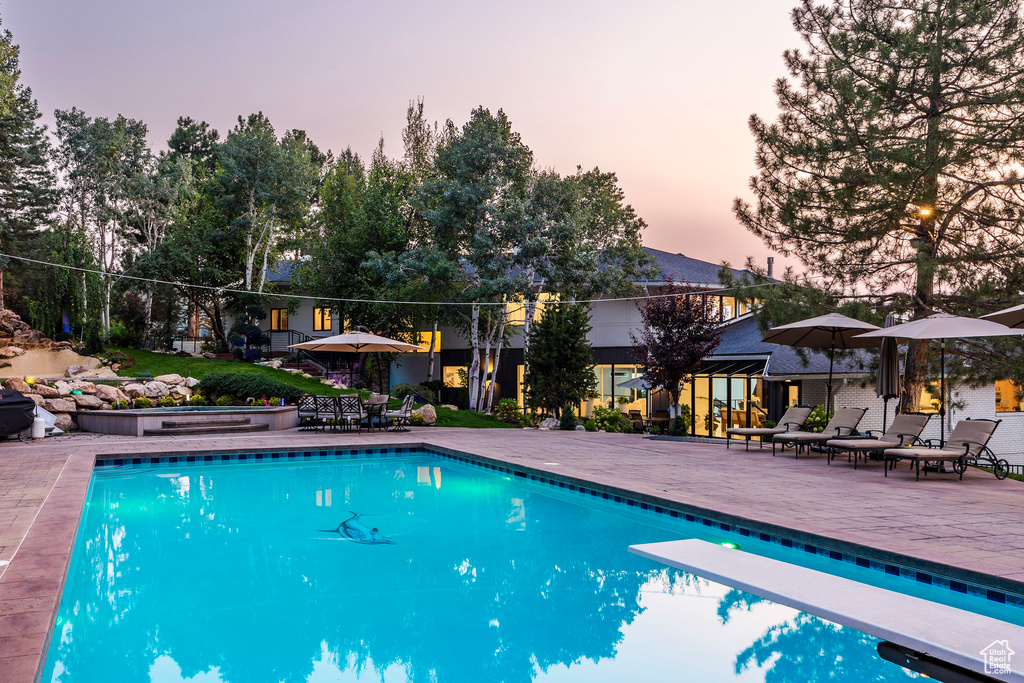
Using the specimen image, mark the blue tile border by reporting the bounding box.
[93,442,1024,611]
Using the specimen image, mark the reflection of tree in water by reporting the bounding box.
[47,462,693,683]
[719,589,914,682]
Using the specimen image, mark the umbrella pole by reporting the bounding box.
[940,339,946,446]
[882,397,888,434]
[827,337,835,414]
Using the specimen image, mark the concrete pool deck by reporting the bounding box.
[3,427,1024,681]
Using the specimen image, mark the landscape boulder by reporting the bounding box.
[52,413,75,432]
[65,364,90,377]
[32,384,60,398]
[71,394,104,410]
[53,380,72,395]
[27,394,45,407]
[439,404,458,411]
[412,404,437,425]
[575,425,586,431]
[44,398,76,413]
[68,380,98,395]
[184,377,200,388]
[172,386,192,398]
[539,417,560,430]
[154,373,185,386]
[122,383,147,399]
[144,381,170,398]
[94,384,128,403]
[0,346,25,358]
[3,377,30,394]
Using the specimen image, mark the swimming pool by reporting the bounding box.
[41,448,1019,681]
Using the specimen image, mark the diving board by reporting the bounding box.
[629,539,1024,682]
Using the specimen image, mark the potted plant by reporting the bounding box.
[585,390,600,418]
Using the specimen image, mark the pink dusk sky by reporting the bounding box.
[8,0,799,271]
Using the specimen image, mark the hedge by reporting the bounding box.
[197,371,306,403]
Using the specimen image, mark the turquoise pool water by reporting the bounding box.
[42,451,1009,682]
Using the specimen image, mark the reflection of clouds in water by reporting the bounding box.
[306,641,410,683]
[506,497,525,530]
[148,655,224,683]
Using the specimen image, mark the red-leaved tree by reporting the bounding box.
[630,279,722,415]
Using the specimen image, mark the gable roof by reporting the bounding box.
[642,247,750,286]
[715,316,872,377]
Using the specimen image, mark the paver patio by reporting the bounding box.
[2,427,1023,682]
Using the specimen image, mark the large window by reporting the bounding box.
[414,330,441,353]
[313,307,332,332]
[996,379,1024,413]
[270,308,288,331]
[442,366,467,388]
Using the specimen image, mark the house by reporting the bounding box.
[242,247,1024,463]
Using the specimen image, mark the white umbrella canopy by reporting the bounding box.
[762,313,882,412]
[289,331,424,354]
[982,303,1024,329]
[761,313,881,349]
[856,313,1024,443]
[616,377,652,390]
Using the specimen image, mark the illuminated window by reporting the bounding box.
[270,309,288,331]
[414,330,441,353]
[722,296,736,320]
[506,302,526,326]
[313,307,332,332]
[443,366,468,388]
[996,379,1024,413]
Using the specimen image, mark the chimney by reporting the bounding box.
[767,256,774,279]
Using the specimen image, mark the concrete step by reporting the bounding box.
[160,417,252,429]
[143,423,269,436]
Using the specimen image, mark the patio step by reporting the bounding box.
[160,417,252,429]
[143,423,269,436]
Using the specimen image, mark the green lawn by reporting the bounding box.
[106,348,350,397]
[433,406,517,429]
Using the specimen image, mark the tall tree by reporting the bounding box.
[523,303,597,418]
[219,112,315,293]
[53,108,150,333]
[0,27,55,309]
[734,0,1024,410]
[630,280,722,417]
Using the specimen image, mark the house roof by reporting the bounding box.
[266,261,300,283]
[641,247,750,286]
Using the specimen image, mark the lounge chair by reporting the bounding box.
[628,410,646,433]
[726,404,813,451]
[364,393,390,431]
[772,407,868,458]
[882,418,1006,480]
[386,395,416,431]
[647,409,671,432]
[337,395,366,433]
[826,413,930,469]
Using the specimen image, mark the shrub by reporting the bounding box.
[668,415,689,437]
[267,396,281,406]
[559,408,578,431]
[583,419,598,432]
[133,397,152,409]
[197,371,306,404]
[111,399,129,410]
[394,383,436,404]
[803,406,833,433]
[244,348,262,363]
[189,393,206,405]
[763,420,777,429]
[103,350,135,370]
[108,320,143,349]
[216,395,234,406]
[494,399,524,425]
[648,425,661,436]
[409,413,426,427]
[604,424,619,433]
[158,396,176,408]
[591,405,632,433]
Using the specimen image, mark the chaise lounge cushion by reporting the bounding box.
[827,413,931,453]
[884,419,999,461]
[726,405,812,438]
[774,408,867,444]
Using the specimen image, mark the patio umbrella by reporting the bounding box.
[856,313,1024,444]
[290,329,424,391]
[875,313,901,432]
[616,377,651,390]
[982,303,1024,329]
[761,313,881,413]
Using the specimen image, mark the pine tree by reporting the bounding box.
[0,24,55,309]
[523,303,597,418]
[735,0,1024,409]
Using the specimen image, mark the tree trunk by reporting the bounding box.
[484,314,506,413]
[469,304,481,411]
[0,268,6,310]
[426,320,437,382]
[144,283,154,344]
[478,314,494,413]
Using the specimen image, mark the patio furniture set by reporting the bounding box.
[297,393,416,433]
[725,404,1008,481]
